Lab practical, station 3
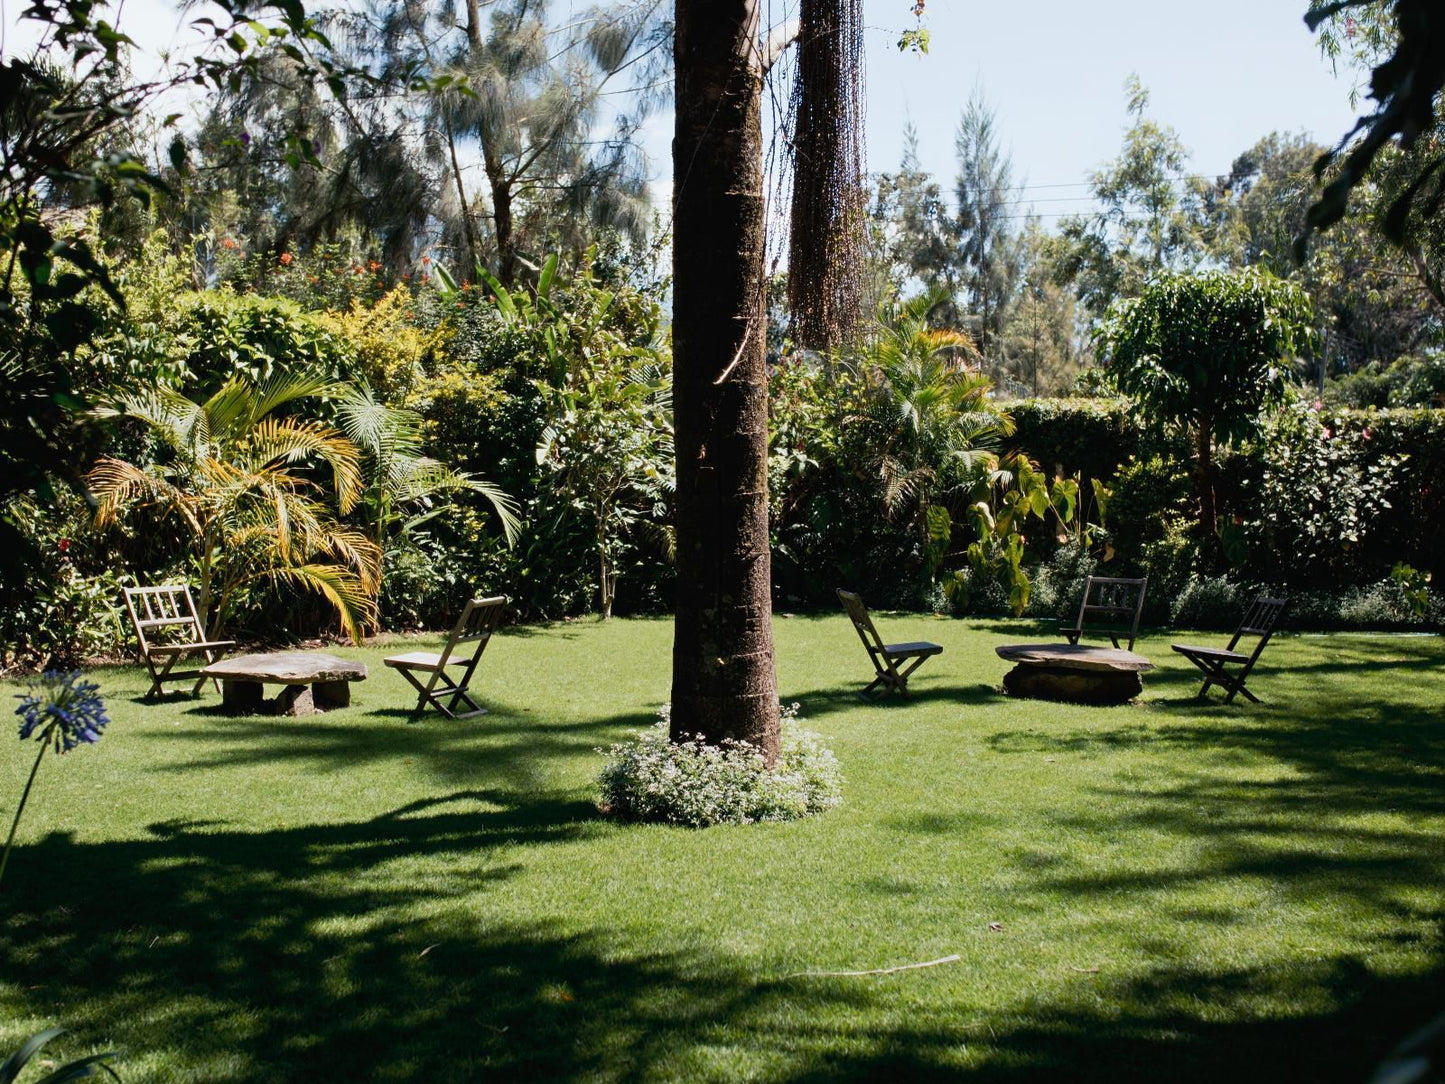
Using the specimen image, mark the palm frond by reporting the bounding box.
[88,456,203,537]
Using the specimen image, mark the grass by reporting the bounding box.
[1,615,1442,1082]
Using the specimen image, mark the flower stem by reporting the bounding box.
[0,728,51,892]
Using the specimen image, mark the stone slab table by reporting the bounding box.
[201,651,368,716]
[995,643,1154,705]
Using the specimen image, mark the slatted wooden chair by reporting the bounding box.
[1171,596,1288,704]
[385,596,507,719]
[1060,575,1149,651]
[122,584,236,698]
[837,589,944,699]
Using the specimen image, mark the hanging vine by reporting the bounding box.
[785,0,867,353]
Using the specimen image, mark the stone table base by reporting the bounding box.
[203,651,367,716]
[995,643,1154,705]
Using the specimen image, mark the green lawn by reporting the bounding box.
[2,616,1442,1082]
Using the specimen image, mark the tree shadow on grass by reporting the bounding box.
[781,681,1002,724]
[143,701,661,789]
[2,740,1442,1082]
[2,801,1438,1083]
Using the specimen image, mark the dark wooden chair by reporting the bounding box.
[837,589,943,699]
[1060,575,1148,652]
[122,584,236,698]
[385,596,506,718]
[1171,596,1288,704]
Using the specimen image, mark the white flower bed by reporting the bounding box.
[597,704,843,827]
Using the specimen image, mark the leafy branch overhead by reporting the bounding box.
[1301,0,1445,252]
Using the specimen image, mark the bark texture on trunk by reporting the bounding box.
[670,0,780,763]
[1196,417,1217,538]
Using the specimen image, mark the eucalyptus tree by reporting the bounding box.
[1055,77,1206,317]
[954,89,1021,368]
[1201,131,1439,374]
[1000,221,1083,396]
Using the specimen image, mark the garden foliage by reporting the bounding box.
[597,704,843,827]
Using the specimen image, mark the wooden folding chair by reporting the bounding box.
[1171,596,1288,704]
[837,589,943,699]
[1060,575,1148,651]
[122,584,236,698]
[385,597,506,719]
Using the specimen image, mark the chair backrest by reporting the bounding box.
[837,589,886,659]
[1072,575,1148,650]
[123,584,205,655]
[1225,596,1288,664]
[437,596,508,667]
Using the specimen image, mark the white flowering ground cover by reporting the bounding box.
[0,615,1442,1082]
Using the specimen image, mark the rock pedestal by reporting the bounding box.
[202,652,367,716]
[995,643,1154,706]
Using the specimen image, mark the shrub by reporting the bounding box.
[1388,353,1445,406]
[0,495,128,672]
[598,705,842,828]
[1103,455,1192,568]
[316,287,441,402]
[1170,574,1244,630]
[182,292,352,392]
[1003,397,1140,482]
[1238,398,1405,584]
[1025,546,1098,622]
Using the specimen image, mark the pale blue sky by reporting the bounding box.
[5,0,1366,222]
[851,0,1361,215]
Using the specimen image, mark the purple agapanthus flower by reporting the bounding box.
[15,671,109,753]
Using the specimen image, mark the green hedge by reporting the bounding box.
[1330,407,1445,579]
[1002,398,1141,481]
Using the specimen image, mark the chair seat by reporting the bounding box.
[148,640,236,654]
[882,641,944,658]
[1171,644,1248,663]
[385,651,471,671]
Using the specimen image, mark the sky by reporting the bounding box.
[849,0,1363,218]
[4,0,1368,223]
[631,0,1365,221]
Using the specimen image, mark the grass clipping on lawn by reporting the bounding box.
[597,703,843,826]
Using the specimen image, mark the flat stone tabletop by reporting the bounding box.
[995,643,1154,672]
[202,651,368,684]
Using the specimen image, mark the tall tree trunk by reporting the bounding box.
[483,152,517,287]
[671,0,780,763]
[1195,419,1217,538]
[786,0,866,352]
[464,0,517,287]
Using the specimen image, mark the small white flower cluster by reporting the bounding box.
[597,703,842,827]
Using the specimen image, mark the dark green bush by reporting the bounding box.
[1002,398,1140,481]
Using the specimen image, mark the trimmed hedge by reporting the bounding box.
[1002,397,1140,481]
[1004,399,1444,583]
[1330,407,1445,579]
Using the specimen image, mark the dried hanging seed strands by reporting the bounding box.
[785,0,867,353]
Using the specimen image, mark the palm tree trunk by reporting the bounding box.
[671,0,780,763]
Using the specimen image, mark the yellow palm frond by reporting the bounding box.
[88,456,204,538]
[244,417,364,514]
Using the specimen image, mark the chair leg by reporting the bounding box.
[394,666,487,719]
[147,653,180,698]
[1224,679,1260,705]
